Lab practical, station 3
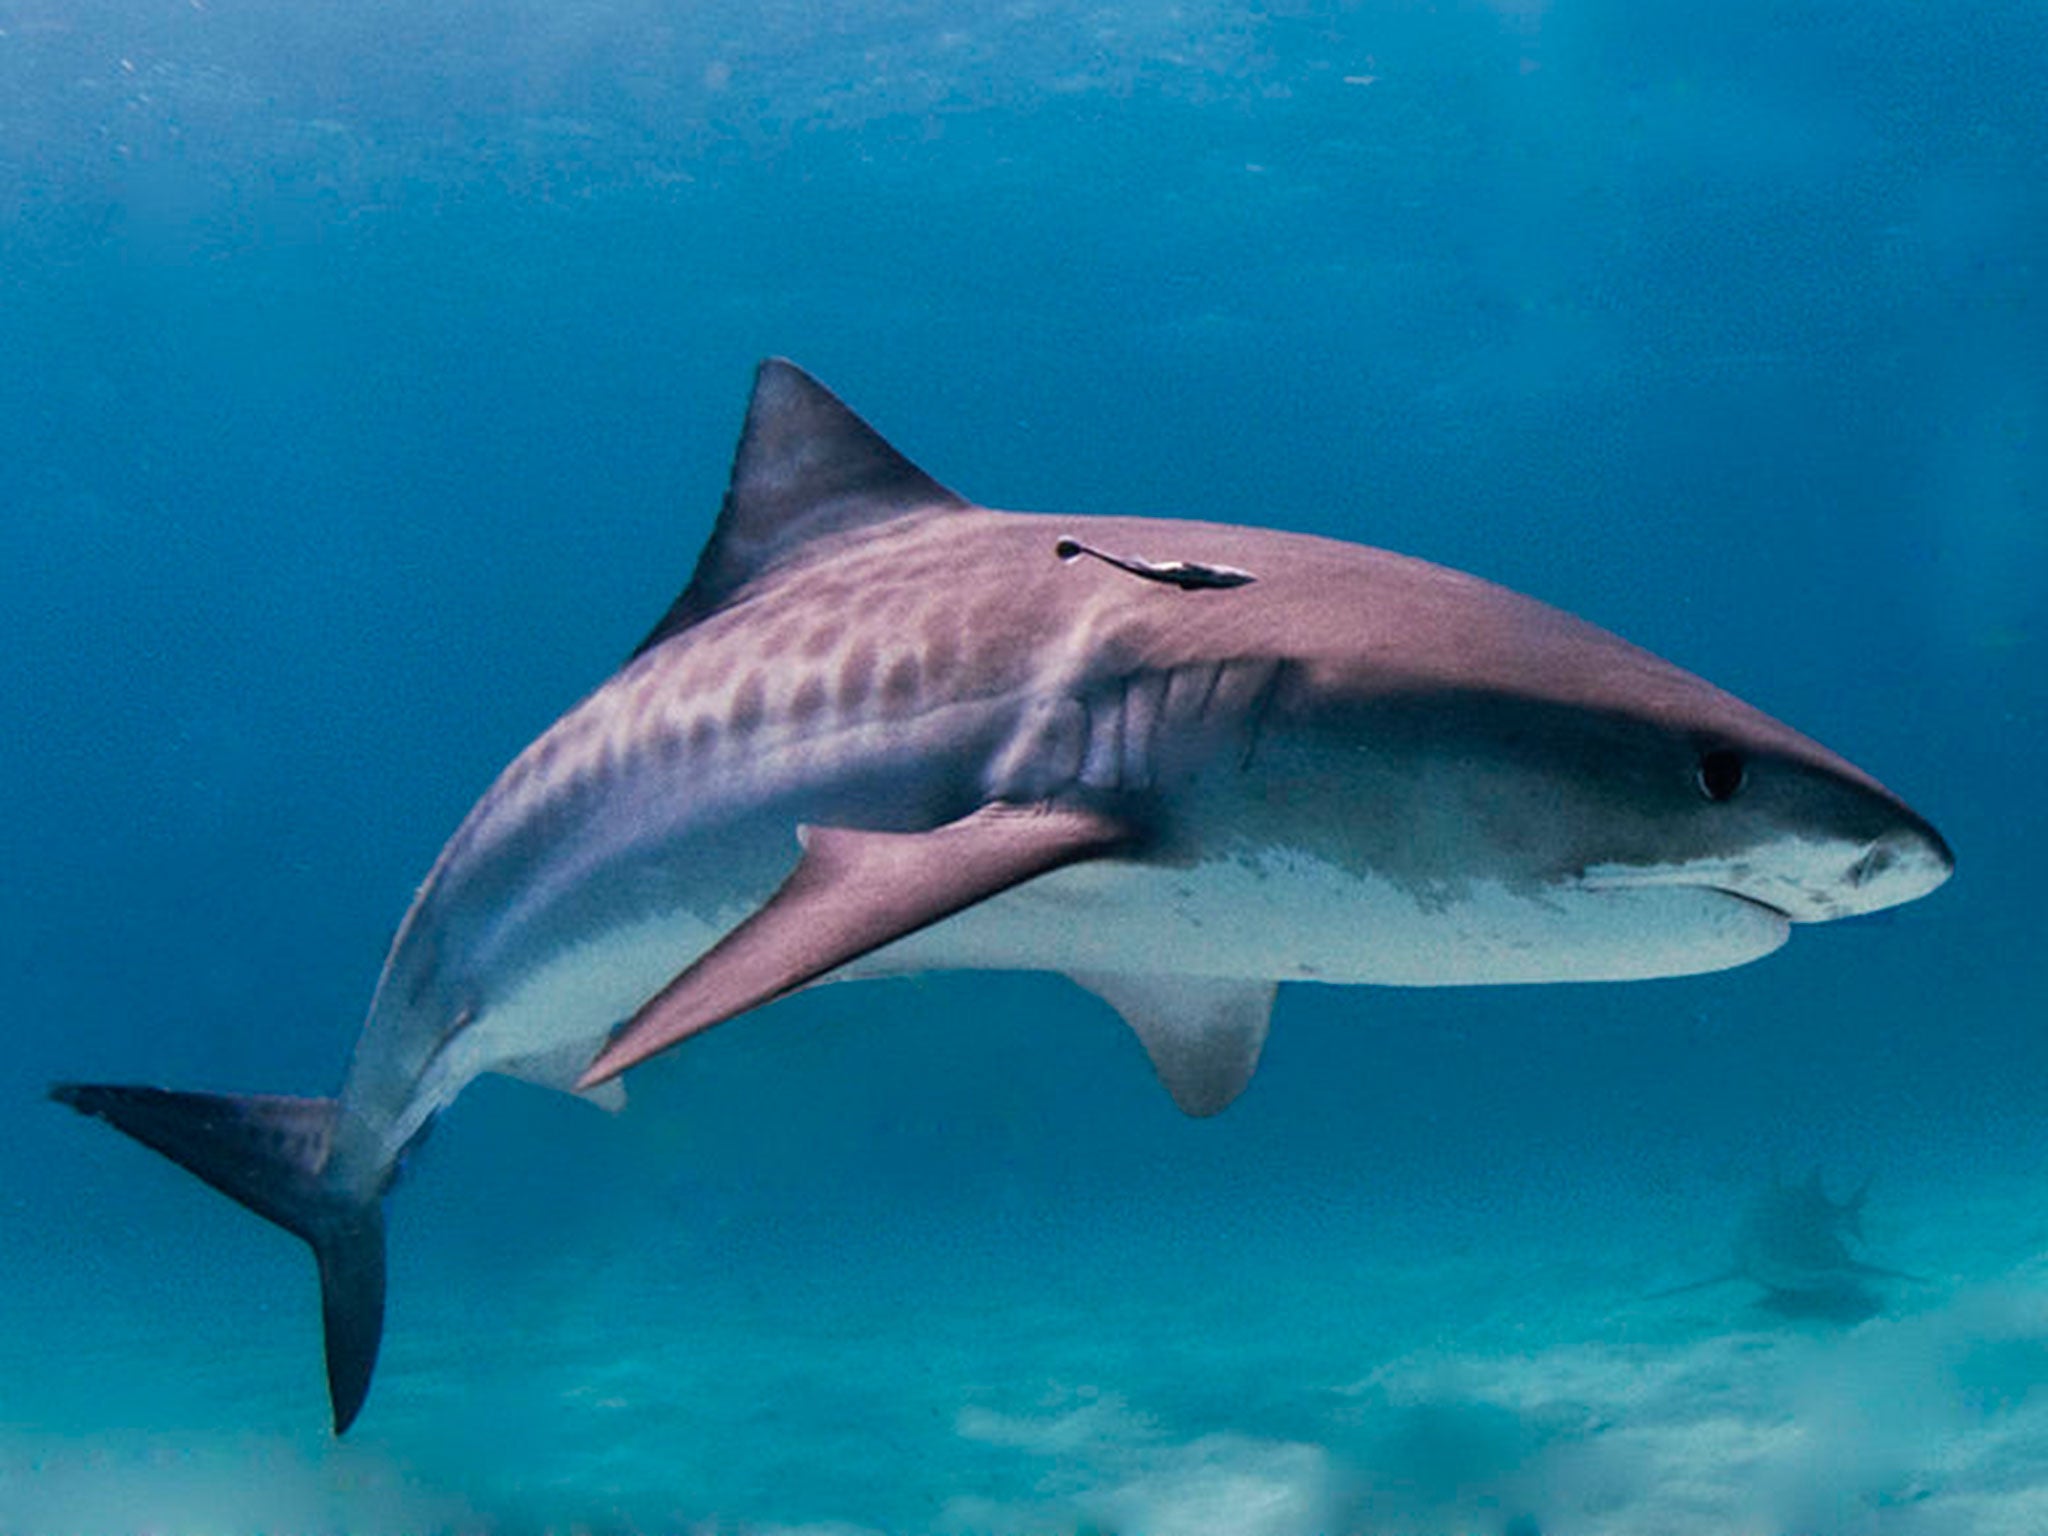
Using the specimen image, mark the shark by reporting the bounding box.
[1651,1169,1923,1318]
[52,358,1953,1433]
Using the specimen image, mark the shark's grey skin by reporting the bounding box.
[52,359,1953,1433]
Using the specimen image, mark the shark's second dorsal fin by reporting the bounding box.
[633,359,969,657]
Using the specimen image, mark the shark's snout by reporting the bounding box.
[1750,816,1953,925]
[1837,820,1953,917]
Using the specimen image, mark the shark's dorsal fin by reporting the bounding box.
[633,359,969,656]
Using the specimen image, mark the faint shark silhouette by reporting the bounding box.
[1651,1168,1923,1320]
[52,360,1953,1431]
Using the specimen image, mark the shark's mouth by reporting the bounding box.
[1577,858,1818,924]
[1706,886,1793,922]
[1573,867,1808,941]
[1582,872,1796,923]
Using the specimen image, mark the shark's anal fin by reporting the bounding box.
[578,802,1138,1087]
[1071,972,1276,1116]
[47,1084,386,1435]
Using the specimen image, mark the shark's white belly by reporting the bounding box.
[883,844,1791,985]
[425,840,1785,1138]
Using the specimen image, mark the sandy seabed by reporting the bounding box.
[8,1150,2048,1536]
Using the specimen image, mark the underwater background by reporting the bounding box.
[3,1,2043,1531]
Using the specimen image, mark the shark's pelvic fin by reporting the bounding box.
[1071,972,1276,1116]
[634,358,970,654]
[579,802,1137,1087]
[47,1083,386,1434]
[496,1038,628,1112]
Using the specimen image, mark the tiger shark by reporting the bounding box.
[52,359,1952,1433]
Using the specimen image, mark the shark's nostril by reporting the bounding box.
[1850,840,1899,888]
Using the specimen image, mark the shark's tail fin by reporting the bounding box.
[48,1083,386,1434]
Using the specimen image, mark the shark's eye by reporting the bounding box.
[1695,748,1748,803]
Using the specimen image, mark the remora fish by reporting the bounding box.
[52,359,1953,1432]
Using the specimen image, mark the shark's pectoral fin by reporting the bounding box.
[1072,972,1276,1117]
[578,802,1138,1088]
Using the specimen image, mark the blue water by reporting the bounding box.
[4,2,2043,1531]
